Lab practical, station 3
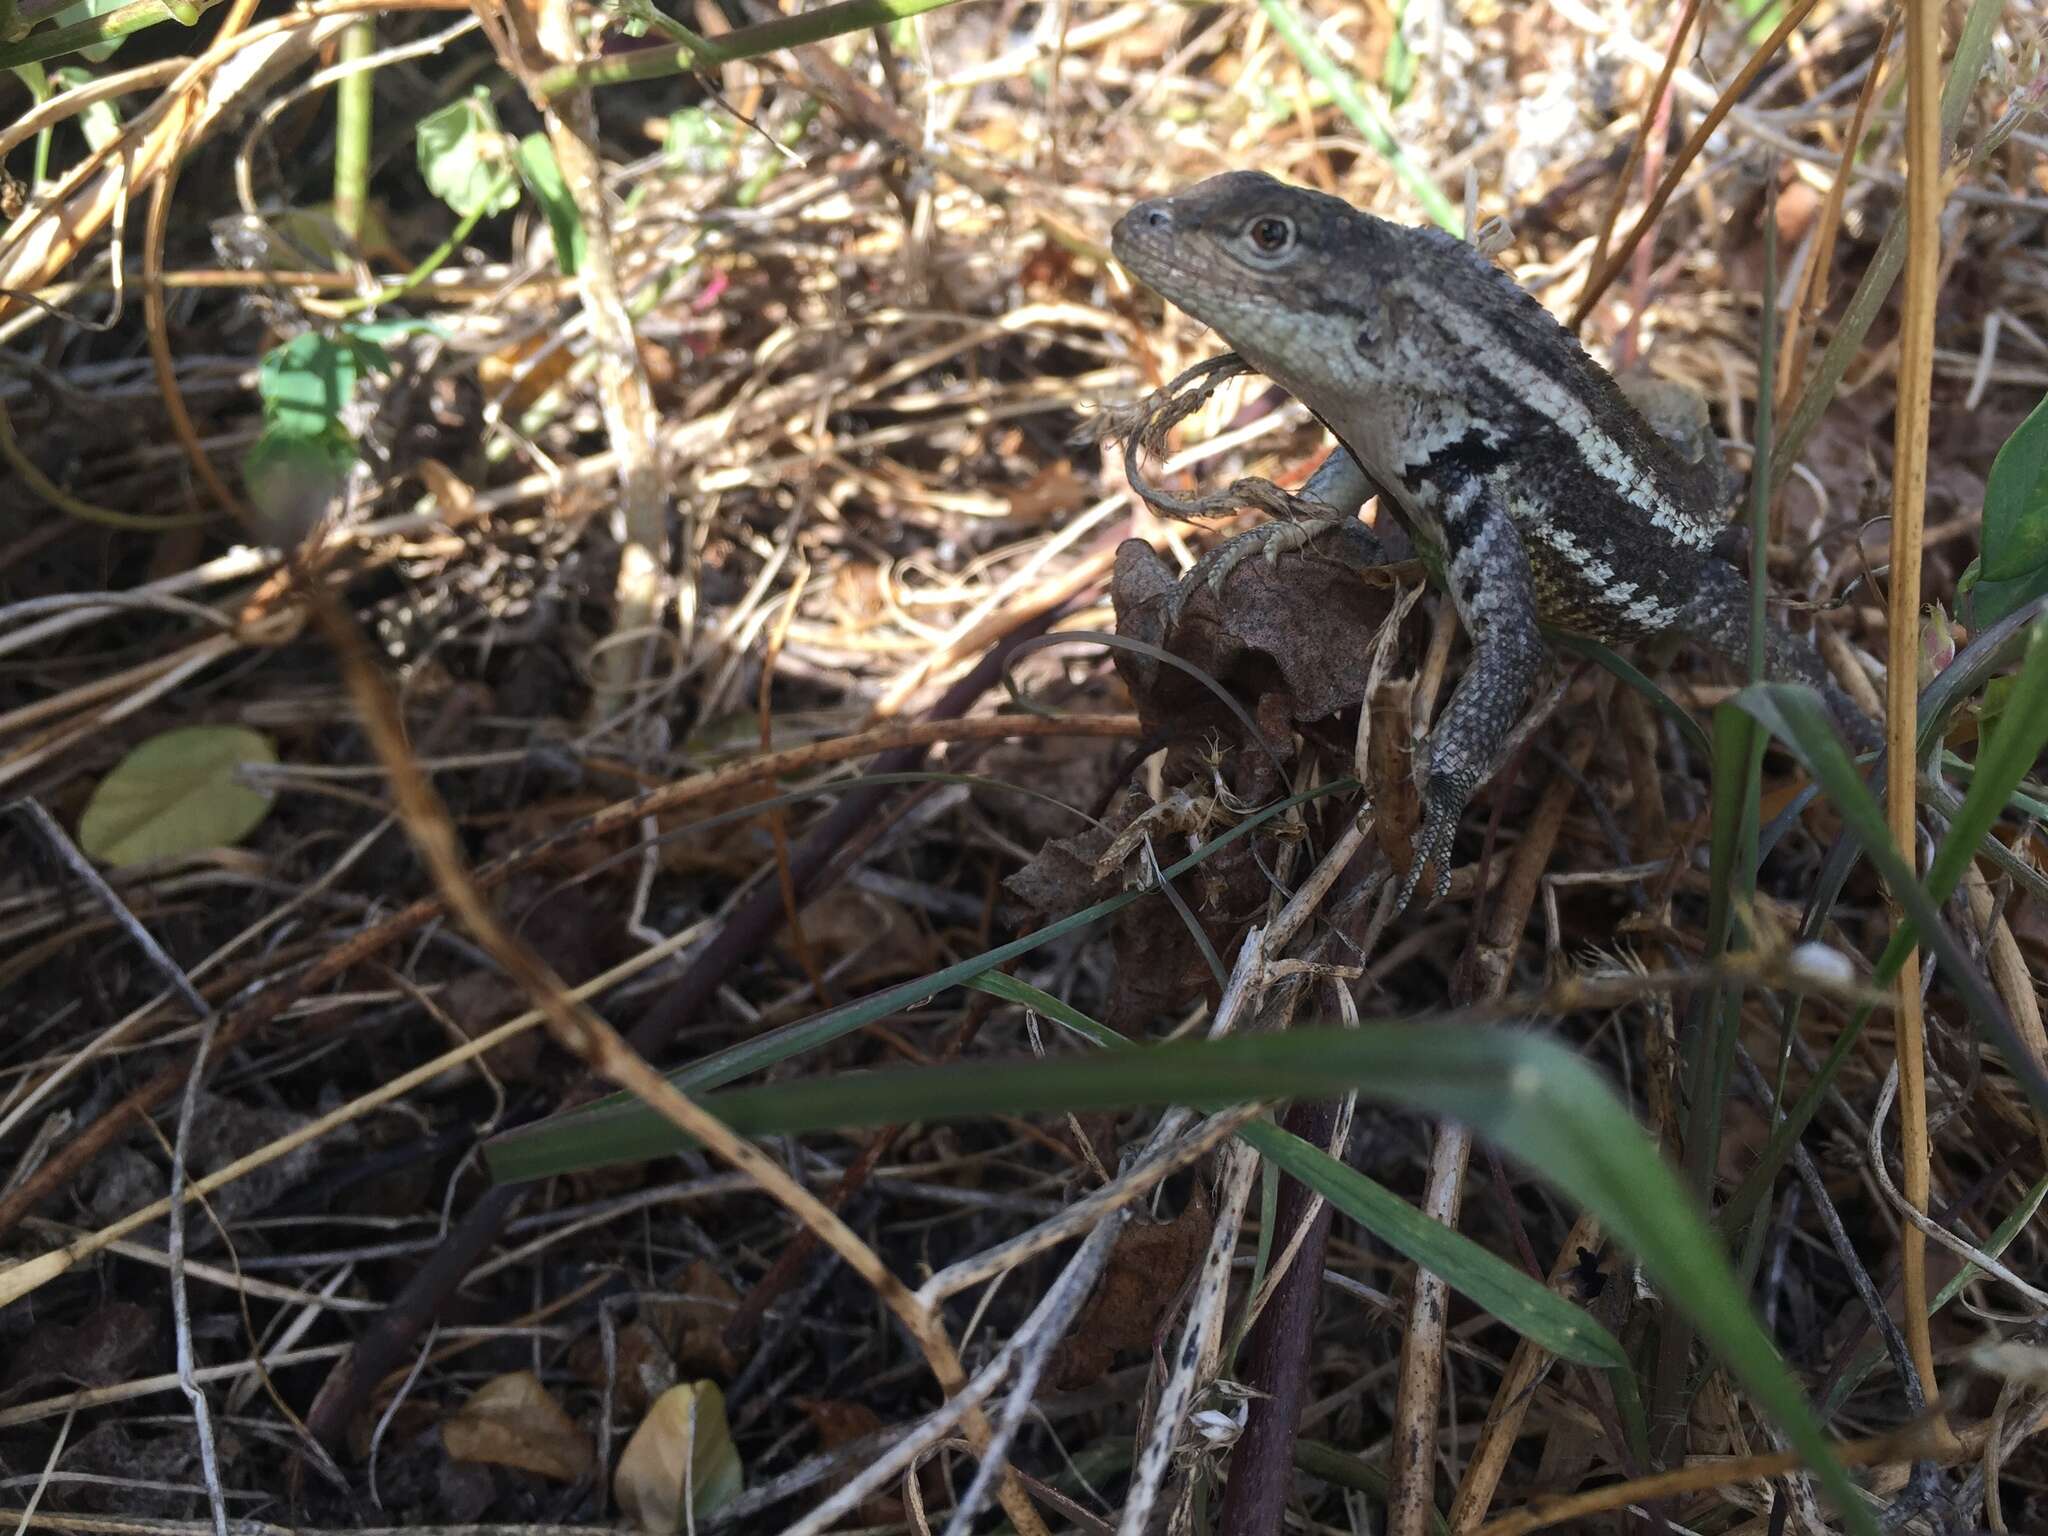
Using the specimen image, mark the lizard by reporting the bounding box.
[1109,170,1878,911]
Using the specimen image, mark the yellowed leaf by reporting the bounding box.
[615,1380,743,1533]
[79,725,275,868]
[442,1369,593,1483]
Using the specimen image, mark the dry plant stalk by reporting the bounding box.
[1884,0,1946,1439]
[516,0,676,724]
[0,2,459,327]
[1569,0,1825,328]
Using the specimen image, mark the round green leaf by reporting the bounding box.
[416,93,520,220]
[79,725,277,867]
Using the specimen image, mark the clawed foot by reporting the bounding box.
[1196,511,1358,594]
[1391,775,1459,915]
[1162,498,1385,632]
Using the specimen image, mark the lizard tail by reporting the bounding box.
[1679,560,1882,751]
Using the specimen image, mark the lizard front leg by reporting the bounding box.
[1174,450,1390,621]
[1396,480,1547,912]
[1299,447,1374,515]
[1194,448,1384,588]
[1113,359,1391,609]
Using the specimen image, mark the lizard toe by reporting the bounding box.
[1396,768,1475,914]
[1391,858,1426,916]
[1393,798,1458,914]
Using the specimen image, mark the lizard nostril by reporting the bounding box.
[1141,203,1172,230]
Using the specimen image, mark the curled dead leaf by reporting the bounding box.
[441,1369,593,1484]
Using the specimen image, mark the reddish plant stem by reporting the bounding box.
[1215,1097,1340,1536]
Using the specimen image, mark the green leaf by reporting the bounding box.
[1973,670,2018,743]
[966,972,1623,1368]
[38,0,133,63]
[242,421,356,521]
[416,92,520,220]
[256,331,386,438]
[1972,392,2048,627]
[1956,554,1980,598]
[1968,571,2044,631]
[515,133,583,276]
[1981,393,2048,579]
[245,325,388,524]
[78,725,276,867]
[11,57,47,108]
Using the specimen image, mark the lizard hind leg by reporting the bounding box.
[1395,482,1548,912]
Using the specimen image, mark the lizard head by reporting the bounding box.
[1122,169,1458,409]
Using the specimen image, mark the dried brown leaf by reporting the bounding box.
[441,1369,594,1484]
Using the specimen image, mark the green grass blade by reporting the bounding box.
[967,972,1625,1368]
[1253,0,1460,233]
[1919,619,2048,907]
[1251,1121,1624,1368]
[1735,679,2048,1121]
[1685,702,1764,1208]
[1549,631,1711,758]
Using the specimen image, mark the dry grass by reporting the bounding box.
[2,2,2045,1533]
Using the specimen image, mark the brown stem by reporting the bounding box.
[1215,1098,1340,1536]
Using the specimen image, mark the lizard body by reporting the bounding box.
[1110,171,1874,907]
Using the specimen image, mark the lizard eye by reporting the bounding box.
[1245,215,1294,255]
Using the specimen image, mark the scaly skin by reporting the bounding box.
[1111,171,1875,909]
